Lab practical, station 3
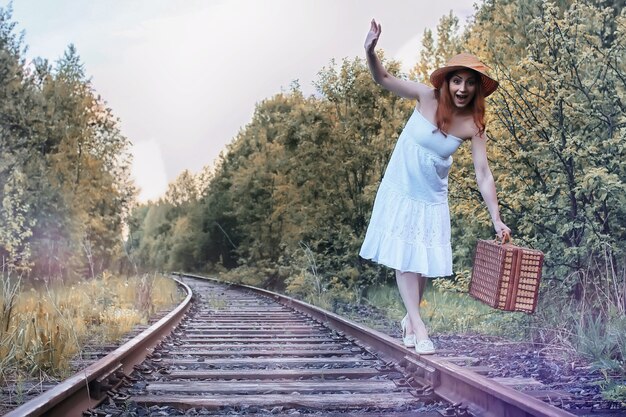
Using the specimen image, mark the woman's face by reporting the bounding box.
[448,70,477,108]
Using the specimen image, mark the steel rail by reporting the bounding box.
[4,277,193,417]
[184,273,575,417]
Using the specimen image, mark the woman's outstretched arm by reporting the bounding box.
[470,133,511,239]
[365,19,431,101]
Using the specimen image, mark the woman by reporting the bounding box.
[359,19,510,354]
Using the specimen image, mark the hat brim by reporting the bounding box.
[430,65,499,97]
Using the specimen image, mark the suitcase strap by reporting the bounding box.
[504,249,522,311]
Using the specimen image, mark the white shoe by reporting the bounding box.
[415,338,436,355]
[400,315,415,348]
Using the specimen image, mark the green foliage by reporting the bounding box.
[459,0,626,288]
[364,284,406,320]
[423,288,530,339]
[457,0,626,388]
[0,169,35,272]
[577,310,626,371]
[219,265,278,289]
[365,282,528,339]
[0,6,134,280]
[432,269,472,293]
[126,167,237,273]
[410,11,463,82]
[576,310,626,403]
[165,169,201,207]
[284,242,357,309]
[600,382,626,406]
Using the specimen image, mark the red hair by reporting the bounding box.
[434,70,486,137]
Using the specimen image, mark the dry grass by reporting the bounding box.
[0,273,181,381]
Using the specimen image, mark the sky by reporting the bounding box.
[7,0,476,202]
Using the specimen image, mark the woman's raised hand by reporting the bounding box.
[364,19,381,53]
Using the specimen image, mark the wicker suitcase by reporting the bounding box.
[469,235,544,314]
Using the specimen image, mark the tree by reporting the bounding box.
[410,11,463,83]
[1,5,134,280]
[27,45,134,279]
[0,5,45,274]
[165,169,200,207]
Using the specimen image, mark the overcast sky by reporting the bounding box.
[8,0,476,202]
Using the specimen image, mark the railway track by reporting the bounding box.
[5,274,586,417]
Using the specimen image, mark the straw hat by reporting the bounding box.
[429,53,499,97]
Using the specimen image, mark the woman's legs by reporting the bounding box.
[396,270,429,341]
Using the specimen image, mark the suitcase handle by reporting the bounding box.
[495,231,511,244]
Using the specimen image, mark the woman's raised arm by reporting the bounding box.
[365,19,431,101]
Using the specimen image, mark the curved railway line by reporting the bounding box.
[3,274,616,417]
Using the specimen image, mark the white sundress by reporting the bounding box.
[359,108,464,277]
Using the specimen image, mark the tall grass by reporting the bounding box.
[0,273,181,382]
[365,280,529,340]
[531,248,626,402]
